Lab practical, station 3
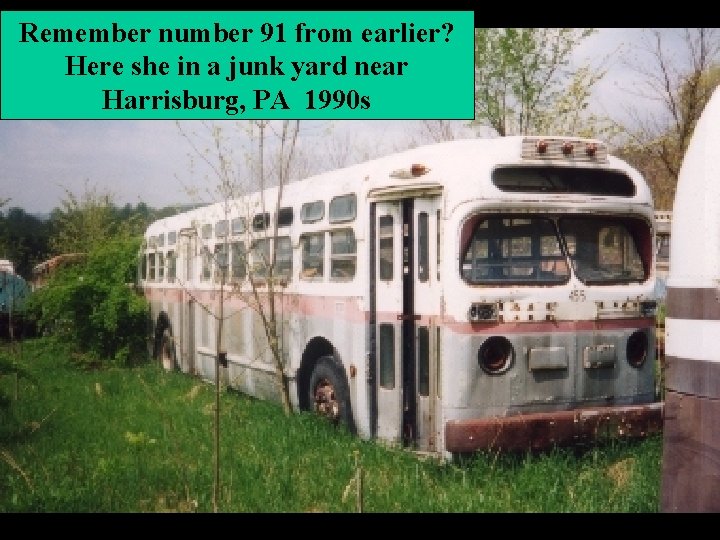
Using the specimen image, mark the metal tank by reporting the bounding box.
[661,87,720,512]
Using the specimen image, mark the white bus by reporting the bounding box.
[661,87,720,512]
[139,135,663,459]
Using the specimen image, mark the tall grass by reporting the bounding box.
[0,338,662,512]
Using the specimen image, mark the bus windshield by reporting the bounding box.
[559,217,646,284]
[461,215,649,285]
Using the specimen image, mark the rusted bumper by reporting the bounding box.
[445,402,664,453]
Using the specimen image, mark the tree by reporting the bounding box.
[320,127,372,169]
[176,120,302,511]
[177,120,302,412]
[247,120,299,416]
[615,29,720,209]
[48,181,118,255]
[26,182,169,366]
[0,207,50,279]
[473,28,610,137]
[47,181,172,256]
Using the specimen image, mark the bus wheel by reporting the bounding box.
[308,355,355,434]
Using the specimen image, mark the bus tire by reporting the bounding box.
[308,355,355,434]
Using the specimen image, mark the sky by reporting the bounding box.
[0,27,689,216]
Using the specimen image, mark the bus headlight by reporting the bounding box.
[626,330,648,368]
[469,302,499,322]
[478,336,514,374]
[640,300,657,317]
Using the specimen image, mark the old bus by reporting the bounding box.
[139,136,663,459]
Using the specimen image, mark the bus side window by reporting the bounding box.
[417,326,430,396]
[231,241,247,280]
[231,217,246,235]
[214,243,228,281]
[215,220,229,238]
[201,247,212,281]
[301,233,325,279]
[379,324,395,389]
[251,239,270,279]
[379,216,393,280]
[253,212,270,231]
[418,212,429,282]
[167,250,176,282]
[329,194,356,223]
[275,236,293,282]
[301,200,324,223]
[158,252,165,281]
[148,253,156,281]
[330,229,356,280]
[277,207,294,228]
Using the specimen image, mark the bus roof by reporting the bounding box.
[145,136,651,238]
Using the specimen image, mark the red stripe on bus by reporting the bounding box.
[144,286,653,333]
[445,318,654,334]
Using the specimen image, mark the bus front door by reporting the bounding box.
[373,197,441,452]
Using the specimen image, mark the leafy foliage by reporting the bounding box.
[28,237,149,367]
[48,182,145,255]
[0,207,50,279]
[613,29,720,209]
[473,28,613,137]
[47,181,186,256]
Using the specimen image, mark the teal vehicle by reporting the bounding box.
[0,259,31,339]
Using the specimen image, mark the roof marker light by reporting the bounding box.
[536,140,548,154]
[586,142,598,157]
[411,163,430,176]
[562,141,574,156]
[390,163,430,179]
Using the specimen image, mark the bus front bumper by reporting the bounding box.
[445,402,664,454]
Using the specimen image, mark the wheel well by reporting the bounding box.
[297,336,341,411]
[152,311,172,359]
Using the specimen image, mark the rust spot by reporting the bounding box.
[445,403,664,454]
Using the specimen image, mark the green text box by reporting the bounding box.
[1,10,474,120]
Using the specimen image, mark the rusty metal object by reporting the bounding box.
[445,403,664,454]
[661,390,720,512]
[313,380,340,421]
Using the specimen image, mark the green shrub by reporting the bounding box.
[28,237,149,367]
[0,348,36,410]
